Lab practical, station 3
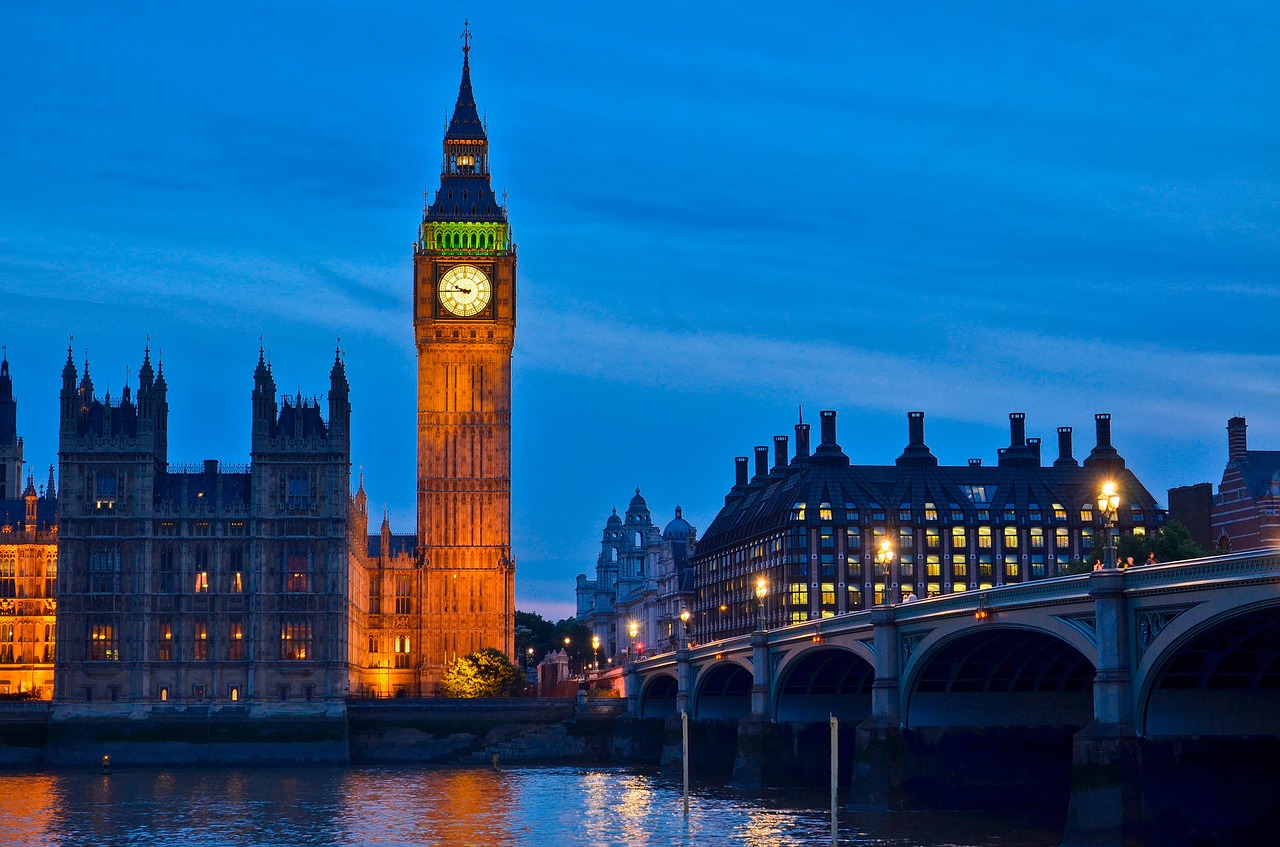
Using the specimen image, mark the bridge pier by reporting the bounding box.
[1063,569,1145,847]
[729,629,775,790]
[849,605,903,809]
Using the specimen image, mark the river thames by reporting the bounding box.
[0,765,1062,846]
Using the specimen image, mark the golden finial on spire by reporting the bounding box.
[461,19,472,53]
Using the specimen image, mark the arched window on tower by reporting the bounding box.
[611,547,618,563]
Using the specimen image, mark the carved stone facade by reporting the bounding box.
[0,356,57,698]
[576,490,696,665]
[411,36,517,691]
[53,347,351,709]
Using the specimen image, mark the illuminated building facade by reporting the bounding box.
[54,347,351,708]
[693,410,1165,640]
[0,356,57,698]
[576,491,696,662]
[347,480,423,697]
[411,30,517,690]
[1208,416,1280,551]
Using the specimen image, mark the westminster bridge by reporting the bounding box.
[622,550,1280,845]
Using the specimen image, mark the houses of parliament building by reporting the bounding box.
[0,35,516,706]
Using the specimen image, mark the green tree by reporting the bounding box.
[439,647,523,698]
[1150,520,1207,563]
[1085,520,1208,568]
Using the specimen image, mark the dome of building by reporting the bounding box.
[663,506,693,541]
[626,487,650,520]
[605,507,622,526]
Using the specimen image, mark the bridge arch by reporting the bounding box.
[773,645,874,723]
[904,625,1095,728]
[692,660,753,720]
[1139,599,1280,736]
[638,672,678,719]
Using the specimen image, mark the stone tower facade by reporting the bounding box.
[54,347,350,709]
[411,31,516,690]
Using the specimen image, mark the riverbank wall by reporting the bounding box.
[0,697,625,767]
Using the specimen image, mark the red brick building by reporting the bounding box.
[1209,416,1280,552]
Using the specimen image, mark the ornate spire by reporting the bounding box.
[46,464,56,500]
[446,19,485,143]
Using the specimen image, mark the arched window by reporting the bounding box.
[611,547,618,563]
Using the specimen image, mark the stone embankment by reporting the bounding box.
[0,697,628,767]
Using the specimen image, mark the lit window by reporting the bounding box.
[1053,503,1067,521]
[978,527,993,548]
[926,555,941,577]
[821,583,836,606]
[1003,527,1019,548]
[925,529,941,548]
[924,503,938,521]
[193,622,208,660]
[228,621,244,661]
[395,634,412,668]
[790,502,807,522]
[281,620,313,660]
[1030,528,1045,549]
[1056,528,1070,549]
[953,554,968,578]
[1004,556,1020,578]
[819,502,833,521]
[194,571,209,593]
[1080,506,1094,522]
[229,686,239,702]
[157,621,173,661]
[951,527,967,548]
[231,571,243,593]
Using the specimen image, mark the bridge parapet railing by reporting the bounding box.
[891,573,1093,623]
[1122,548,1280,593]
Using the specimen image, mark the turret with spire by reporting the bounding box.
[328,342,350,448]
[0,351,24,499]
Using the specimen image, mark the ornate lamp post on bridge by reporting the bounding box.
[875,540,896,605]
[1097,481,1121,569]
[591,634,600,675]
[679,609,691,649]
[755,576,768,631]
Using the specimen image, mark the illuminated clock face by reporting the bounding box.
[438,265,492,317]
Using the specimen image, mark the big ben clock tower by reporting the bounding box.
[414,24,516,689]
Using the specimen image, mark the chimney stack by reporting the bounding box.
[820,410,837,446]
[1027,437,1042,466]
[753,446,770,480]
[772,435,789,472]
[908,411,925,445]
[734,456,749,488]
[1009,412,1026,447]
[794,422,811,460]
[1055,426,1076,466]
[1095,413,1112,450]
[1228,416,1248,460]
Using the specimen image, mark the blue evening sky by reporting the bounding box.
[2,2,1277,618]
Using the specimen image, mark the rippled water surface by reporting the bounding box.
[0,766,1061,846]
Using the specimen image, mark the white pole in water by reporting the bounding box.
[682,709,690,816]
[830,713,838,846]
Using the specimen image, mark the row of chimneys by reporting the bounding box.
[730,410,1121,489]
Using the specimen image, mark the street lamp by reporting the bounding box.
[563,636,572,676]
[628,620,638,663]
[755,576,768,631]
[1097,481,1121,569]
[591,634,600,674]
[875,540,895,604]
[679,609,691,649]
